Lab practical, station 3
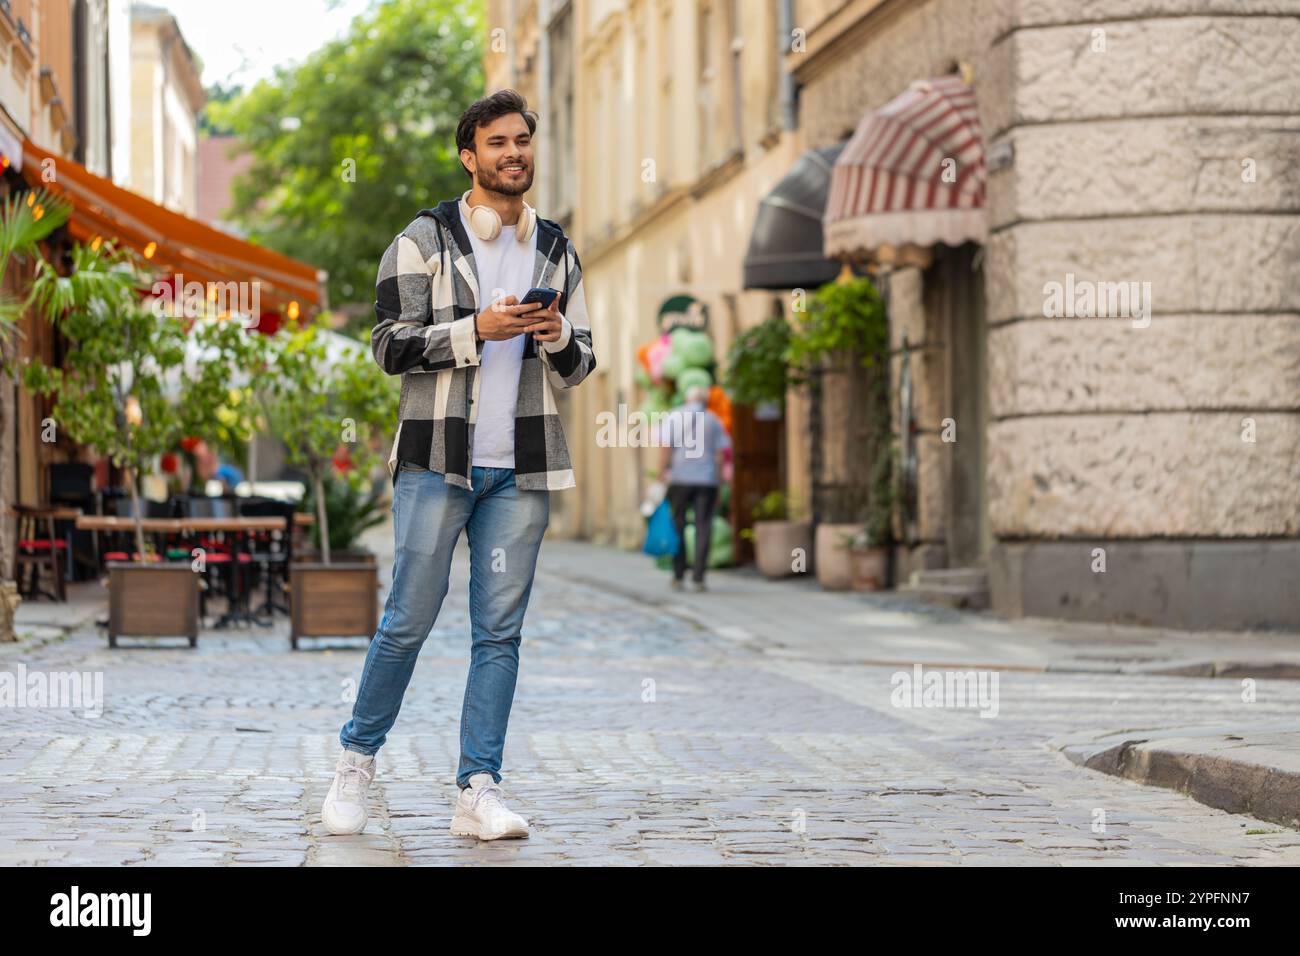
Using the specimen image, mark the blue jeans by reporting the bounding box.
[338,463,549,789]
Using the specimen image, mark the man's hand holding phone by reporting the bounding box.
[473,289,563,344]
[474,295,546,342]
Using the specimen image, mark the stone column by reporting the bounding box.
[984,1,1300,628]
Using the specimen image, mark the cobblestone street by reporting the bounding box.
[3,537,1300,867]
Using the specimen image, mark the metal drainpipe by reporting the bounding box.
[778,0,796,131]
[779,0,802,527]
[508,0,518,88]
[809,364,822,531]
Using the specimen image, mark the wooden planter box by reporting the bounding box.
[288,562,379,649]
[107,563,200,648]
[292,549,377,565]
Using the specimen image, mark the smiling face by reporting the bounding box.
[463,112,535,197]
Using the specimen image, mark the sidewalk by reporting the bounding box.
[542,537,1300,830]
[541,538,1300,677]
[9,580,107,646]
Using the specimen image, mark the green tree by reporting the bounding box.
[209,0,485,313]
[257,319,398,563]
[0,187,72,341]
[21,244,264,563]
[198,81,244,137]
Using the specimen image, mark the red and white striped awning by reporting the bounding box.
[824,74,986,262]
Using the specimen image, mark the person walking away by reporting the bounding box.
[659,384,730,591]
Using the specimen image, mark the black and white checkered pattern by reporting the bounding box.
[372,199,597,491]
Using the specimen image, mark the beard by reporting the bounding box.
[477,159,534,197]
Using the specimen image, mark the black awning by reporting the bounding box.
[743,142,850,290]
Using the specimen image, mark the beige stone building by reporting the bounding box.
[488,0,1300,630]
[128,3,203,214]
[785,0,1300,629]
[486,0,812,550]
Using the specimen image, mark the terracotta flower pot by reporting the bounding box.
[814,522,864,591]
[849,546,888,591]
[753,520,813,579]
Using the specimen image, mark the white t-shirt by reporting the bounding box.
[459,207,537,468]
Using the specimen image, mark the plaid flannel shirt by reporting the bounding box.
[372,198,596,491]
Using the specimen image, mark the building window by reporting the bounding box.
[728,0,743,153]
[657,3,672,191]
[546,2,574,220]
[697,2,715,172]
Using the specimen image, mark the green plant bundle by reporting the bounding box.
[751,490,789,522]
[301,475,387,554]
[785,276,887,383]
[724,315,791,409]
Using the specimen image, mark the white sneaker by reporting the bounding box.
[449,772,529,840]
[322,748,375,835]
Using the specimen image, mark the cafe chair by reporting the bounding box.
[175,495,236,624]
[11,506,68,602]
[48,463,97,581]
[101,497,170,565]
[238,497,296,617]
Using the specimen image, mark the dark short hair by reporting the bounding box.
[455,89,538,180]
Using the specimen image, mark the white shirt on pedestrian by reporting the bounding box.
[459,206,537,469]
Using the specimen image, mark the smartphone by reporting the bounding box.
[519,287,559,310]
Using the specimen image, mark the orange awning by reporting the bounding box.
[22,139,325,316]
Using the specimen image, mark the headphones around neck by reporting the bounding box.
[460,189,537,243]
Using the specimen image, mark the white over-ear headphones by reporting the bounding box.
[460,190,537,243]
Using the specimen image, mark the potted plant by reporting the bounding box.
[0,187,73,641]
[258,318,397,648]
[19,241,260,645]
[845,447,897,591]
[741,491,813,579]
[724,314,791,415]
[297,472,386,564]
[816,510,865,591]
[786,274,890,591]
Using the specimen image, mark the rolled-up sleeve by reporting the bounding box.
[372,232,480,374]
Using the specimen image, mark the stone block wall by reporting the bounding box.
[984,0,1300,626]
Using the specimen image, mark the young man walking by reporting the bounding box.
[322,90,596,840]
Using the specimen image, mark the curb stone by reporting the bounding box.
[1058,725,1300,831]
